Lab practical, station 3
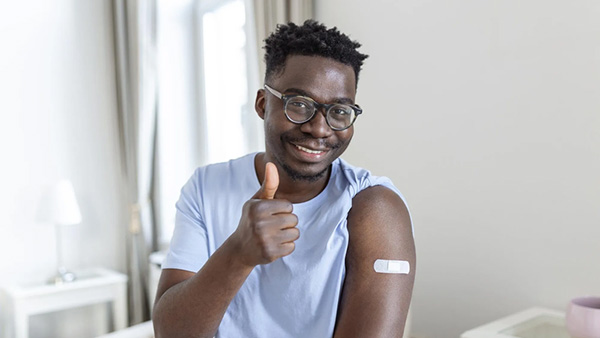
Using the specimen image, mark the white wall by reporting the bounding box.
[317,1,600,337]
[0,0,125,336]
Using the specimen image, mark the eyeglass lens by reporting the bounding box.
[285,97,356,130]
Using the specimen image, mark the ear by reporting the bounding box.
[255,89,266,120]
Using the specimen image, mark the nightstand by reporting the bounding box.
[461,307,569,338]
[0,268,128,338]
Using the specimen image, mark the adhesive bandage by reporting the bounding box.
[373,259,410,274]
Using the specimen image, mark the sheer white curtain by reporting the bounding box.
[112,0,158,324]
[252,0,314,79]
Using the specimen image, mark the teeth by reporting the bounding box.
[295,145,323,154]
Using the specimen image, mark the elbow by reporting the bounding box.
[152,307,166,338]
[151,302,175,338]
[152,305,217,338]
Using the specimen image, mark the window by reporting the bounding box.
[198,0,263,164]
[156,0,263,245]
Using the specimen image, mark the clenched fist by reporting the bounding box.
[230,162,300,267]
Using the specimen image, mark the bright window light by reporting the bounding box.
[202,0,248,164]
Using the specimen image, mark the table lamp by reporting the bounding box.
[37,179,82,284]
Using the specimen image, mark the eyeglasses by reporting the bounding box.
[264,84,362,131]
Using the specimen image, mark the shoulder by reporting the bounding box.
[348,185,412,240]
[335,159,411,223]
[335,158,407,202]
[335,158,373,194]
[351,185,408,214]
[178,153,258,207]
[340,159,414,255]
[201,152,257,177]
[188,153,258,190]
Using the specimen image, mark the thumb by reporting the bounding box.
[255,162,279,200]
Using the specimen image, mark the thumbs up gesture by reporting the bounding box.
[230,162,300,267]
[253,162,280,200]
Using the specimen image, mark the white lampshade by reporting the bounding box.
[37,179,82,225]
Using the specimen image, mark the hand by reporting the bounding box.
[231,162,299,267]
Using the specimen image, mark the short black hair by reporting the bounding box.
[263,20,369,86]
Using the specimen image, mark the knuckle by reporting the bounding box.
[254,201,273,217]
[254,219,269,233]
[253,219,263,232]
[255,202,269,215]
[254,228,268,244]
[244,200,258,217]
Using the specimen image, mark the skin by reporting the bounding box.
[334,186,415,337]
[256,55,356,203]
[152,55,416,337]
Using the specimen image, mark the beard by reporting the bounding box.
[279,160,329,182]
[274,131,343,182]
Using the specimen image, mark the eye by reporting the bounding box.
[331,106,352,116]
[289,101,308,109]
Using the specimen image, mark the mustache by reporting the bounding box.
[280,132,342,150]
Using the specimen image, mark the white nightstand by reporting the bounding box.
[461,307,569,338]
[0,268,128,338]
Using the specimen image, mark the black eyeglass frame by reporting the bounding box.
[264,84,362,131]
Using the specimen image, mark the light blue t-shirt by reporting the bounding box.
[163,153,409,338]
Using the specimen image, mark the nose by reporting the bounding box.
[299,107,333,138]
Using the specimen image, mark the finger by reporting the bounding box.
[261,162,279,199]
[277,212,298,228]
[270,212,298,228]
[278,242,296,256]
[277,227,300,243]
[258,212,297,229]
[248,199,293,216]
[254,162,279,200]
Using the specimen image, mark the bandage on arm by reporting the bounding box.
[373,259,410,274]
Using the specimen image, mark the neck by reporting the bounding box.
[254,152,331,203]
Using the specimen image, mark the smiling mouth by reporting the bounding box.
[294,144,326,154]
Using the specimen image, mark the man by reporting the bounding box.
[153,20,415,338]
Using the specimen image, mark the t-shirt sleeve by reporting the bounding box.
[161,168,210,273]
[346,166,414,237]
[345,165,407,206]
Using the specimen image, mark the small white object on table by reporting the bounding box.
[0,267,128,338]
[461,307,569,338]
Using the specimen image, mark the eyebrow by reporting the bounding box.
[284,87,355,105]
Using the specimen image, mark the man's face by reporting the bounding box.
[256,55,357,182]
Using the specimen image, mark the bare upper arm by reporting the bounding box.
[154,268,196,309]
[334,185,416,338]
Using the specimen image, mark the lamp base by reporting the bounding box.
[50,267,77,284]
